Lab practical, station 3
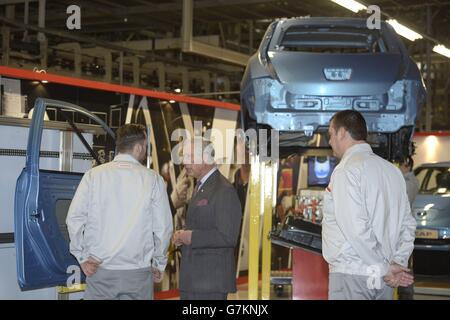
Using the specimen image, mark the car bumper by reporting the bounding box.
[257,110,411,133]
[414,244,450,251]
[414,238,450,252]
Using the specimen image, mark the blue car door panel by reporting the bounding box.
[15,98,114,290]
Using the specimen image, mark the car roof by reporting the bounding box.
[278,17,389,28]
[417,161,450,168]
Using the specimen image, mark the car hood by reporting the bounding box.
[412,194,450,228]
[269,51,402,96]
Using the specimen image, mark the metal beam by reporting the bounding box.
[117,0,280,15]
[425,5,432,131]
[2,4,14,65]
[181,0,250,66]
[0,0,37,4]
[66,0,174,24]
[248,20,254,54]
[45,0,181,31]
[130,0,154,5]
[109,36,220,51]
[266,2,296,17]
[236,6,267,19]
[181,0,193,52]
[0,16,244,74]
[45,0,279,20]
[91,0,125,8]
[74,25,156,34]
[199,7,241,22]
[37,0,45,42]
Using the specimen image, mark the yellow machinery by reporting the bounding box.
[247,150,278,300]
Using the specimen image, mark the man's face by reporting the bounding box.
[182,142,204,179]
[399,162,410,174]
[328,120,343,159]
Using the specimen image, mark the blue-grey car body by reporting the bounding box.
[241,17,426,158]
[413,162,450,252]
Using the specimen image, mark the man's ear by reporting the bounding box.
[202,151,212,165]
[134,142,143,155]
[337,127,346,140]
[140,141,147,155]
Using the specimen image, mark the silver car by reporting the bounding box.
[241,17,426,160]
[413,162,450,275]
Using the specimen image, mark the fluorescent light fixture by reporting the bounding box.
[331,0,367,13]
[387,19,423,41]
[41,80,49,84]
[433,44,450,58]
[169,100,176,104]
[174,88,181,93]
[424,135,438,163]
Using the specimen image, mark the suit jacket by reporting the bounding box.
[179,169,242,294]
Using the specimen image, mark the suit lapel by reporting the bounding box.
[192,169,220,200]
[187,170,220,223]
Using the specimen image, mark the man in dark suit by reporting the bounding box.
[172,138,242,300]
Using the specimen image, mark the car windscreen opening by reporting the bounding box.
[278,26,388,53]
[416,167,450,194]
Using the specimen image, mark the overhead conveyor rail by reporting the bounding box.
[0,66,240,112]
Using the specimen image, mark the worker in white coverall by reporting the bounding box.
[66,124,173,300]
[322,110,417,300]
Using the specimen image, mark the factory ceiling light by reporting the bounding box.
[331,0,445,57]
[330,0,367,13]
[387,19,423,41]
[433,44,450,59]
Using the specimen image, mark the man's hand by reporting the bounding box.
[80,256,101,277]
[172,230,192,247]
[383,263,414,288]
[152,268,164,283]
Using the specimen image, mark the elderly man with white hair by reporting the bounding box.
[172,137,242,300]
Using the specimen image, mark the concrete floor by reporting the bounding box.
[228,275,450,300]
[413,275,450,300]
[166,275,450,300]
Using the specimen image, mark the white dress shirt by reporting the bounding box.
[197,167,218,191]
[322,143,416,277]
[66,153,173,271]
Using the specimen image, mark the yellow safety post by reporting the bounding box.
[261,160,278,300]
[248,151,261,300]
[56,283,85,300]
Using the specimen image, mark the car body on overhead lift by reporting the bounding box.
[240,17,426,160]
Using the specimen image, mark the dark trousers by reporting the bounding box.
[180,291,227,300]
